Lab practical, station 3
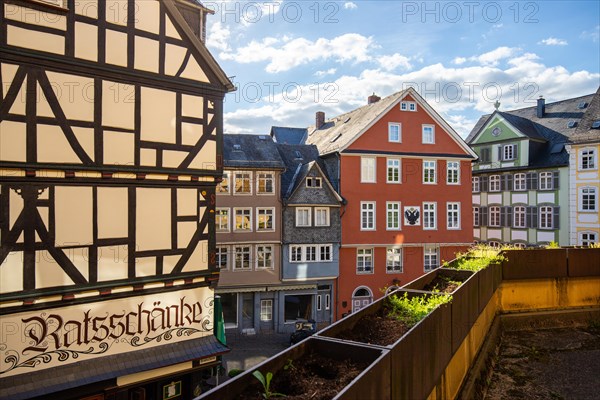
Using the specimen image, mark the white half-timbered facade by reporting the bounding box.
[0,1,234,398]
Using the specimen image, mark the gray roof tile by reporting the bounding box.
[223,134,285,169]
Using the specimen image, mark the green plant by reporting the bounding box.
[444,244,507,272]
[227,368,244,378]
[283,358,296,371]
[545,241,560,249]
[252,370,286,399]
[387,292,452,327]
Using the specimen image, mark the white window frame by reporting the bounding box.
[306,177,322,188]
[386,202,401,230]
[256,172,274,194]
[361,201,376,231]
[256,207,275,231]
[356,248,374,274]
[216,246,229,269]
[289,244,333,263]
[539,206,554,229]
[290,245,302,262]
[423,160,437,184]
[400,101,417,112]
[386,247,403,273]
[217,171,230,194]
[388,123,401,143]
[579,186,598,212]
[579,148,597,170]
[234,208,252,231]
[447,161,460,185]
[489,206,501,227]
[361,157,376,183]
[315,207,330,227]
[513,205,526,228]
[256,245,274,269]
[260,299,273,321]
[325,294,331,310]
[502,144,515,160]
[295,207,312,227]
[473,206,480,227]
[216,208,230,232]
[234,172,252,195]
[472,176,480,193]
[422,125,435,144]
[387,158,401,183]
[423,202,437,230]
[579,231,598,246]
[514,173,526,191]
[317,295,322,311]
[424,246,439,272]
[446,202,460,230]
[489,175,501,192]
[320,245,332,262]
[233,246,251,270]
[539,172,553,190]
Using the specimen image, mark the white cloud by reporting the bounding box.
[452,57,467,65]
[220,33,375,73]
[377,53,412,71]
[344,2,358,9]
[471,47,519,67]
[538,37,568,46]
[206,21,231,52]
[580,25,600,42]
[315,68,337,77]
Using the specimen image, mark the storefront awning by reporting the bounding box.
[267,284,317,291]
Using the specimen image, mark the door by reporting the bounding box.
[242,293,254,330]
[352,287,373,313]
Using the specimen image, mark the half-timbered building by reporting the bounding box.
[0,0,234,398]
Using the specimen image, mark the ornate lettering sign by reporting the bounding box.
[0,287,214,377]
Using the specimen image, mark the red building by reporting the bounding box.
[306,89,477,319]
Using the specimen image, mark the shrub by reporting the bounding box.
[387,292,452,327]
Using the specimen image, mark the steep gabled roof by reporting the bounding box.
[223,134,285,169]
[305,87,476,158]
[270,127,308,144]
[571,87,600,144]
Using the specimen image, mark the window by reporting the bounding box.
[306,177,322,188]
[260,299,273,321]
[234,246,251,270]
[387,159,401,183]
[424,246,439,272]
[480,147,491,163]
[400,101,416,111]
[320,245,332,262]
[502,144,516,160]
[220,293,238,328]
[539,172,553,190]
[257,208,274,231]
[289,244,333,263]
[357,248,373,274]
[422,125,435,144]
[257,173,274,194]
[580,149,596,170]
[217,172,230,193]
[284,295,312,323]
[579,232,598,246]
[489,175,501,192]
[423,202,437,230]
[386,248,403,273]
[514,173,526,191]
[315,207,330,226]
[305,245,317,262]
[489,206,501,227]
[447,202,460,229]
[317,295,322,311]
[387,202,401,230]
[216,246,228,269]
[539,206,554,229]
[296,207,311,227]
[256,245,273,269]
[216,208,229,232]
[290,246,302,262]
[388,123,401,142]
[579,187,597,212]
[361,202,376,230]
[513,206,526,228]
[423,160,436,184]
[473,207,480,227]
[361,157,376,183]
[447,161,460,184]
[234,172,251,194]
[234,208,252,231]
[325,294,331,310]
[472,177,480,193]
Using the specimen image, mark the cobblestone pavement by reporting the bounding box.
[219,331,291,381]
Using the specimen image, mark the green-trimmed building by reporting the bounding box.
[467,92,597,246]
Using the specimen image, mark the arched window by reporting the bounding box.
[352,286,373,313]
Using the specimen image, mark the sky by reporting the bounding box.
[202,1,600,138]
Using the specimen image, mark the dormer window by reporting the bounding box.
[400,101,417,112]
[306,177,322,188]
[567,121,577,128]
[233,144,241,151]
[578,102,588,109]
[294,151,302,159]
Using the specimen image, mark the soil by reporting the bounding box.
[422,276,463,293]
[334,303,410,346]
[483,324,600,399]
[238,351,369,400]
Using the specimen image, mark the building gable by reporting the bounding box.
[287,163,342,206]
[470,113,527,145]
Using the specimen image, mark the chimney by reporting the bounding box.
[368,93,381,105]
[537,96,545,118]
[316,111,325,129]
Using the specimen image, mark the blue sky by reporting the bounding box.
[203,1,600,137]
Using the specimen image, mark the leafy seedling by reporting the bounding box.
[252,370,286,399]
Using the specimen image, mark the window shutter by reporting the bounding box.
[481,176,489,192]
[513,144,518,160]
[500,206,507,227]
[506,174,513,191]
[553,206,560,229]
[553,171,560,189]
[497,146,502,161]
[506,206,513,227]
[526,172,538,190]
[481,206,488,226]
[501,175,507,191]
[526,206,538,228]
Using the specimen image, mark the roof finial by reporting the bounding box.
[494,100,500,110]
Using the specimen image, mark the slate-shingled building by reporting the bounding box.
[467,90,598,246]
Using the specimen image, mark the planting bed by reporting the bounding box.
[334,304,410,346]
[422,275,463,293]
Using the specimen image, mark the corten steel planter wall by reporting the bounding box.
[316,290,452,400]
[197,337,391,400]
[403,268,478,353]
[476,262,502,314]
[567,248,600,277]
[502,249,568,280]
